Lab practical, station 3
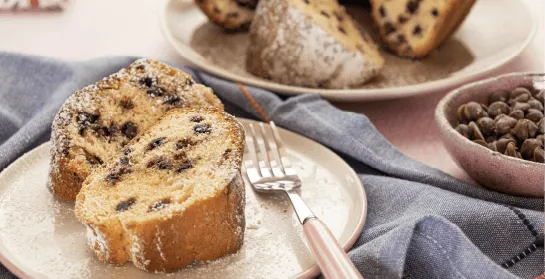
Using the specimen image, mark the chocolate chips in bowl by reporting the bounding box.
[435,73,545,197]
[453,87,544,163]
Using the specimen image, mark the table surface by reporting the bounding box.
[1,0,543,183]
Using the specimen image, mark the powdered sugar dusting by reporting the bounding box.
[0,132,359,278]
[247,0,382,88]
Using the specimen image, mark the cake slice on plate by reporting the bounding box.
[370,0,476,57]
[246,0,384,89]
[75,108,245,272]
[50,59,222,201]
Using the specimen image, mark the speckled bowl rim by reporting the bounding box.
[435,72,545,169]
[159,0,538,102]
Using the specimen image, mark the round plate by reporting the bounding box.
[0,118,367,279]
[159,0,536,102]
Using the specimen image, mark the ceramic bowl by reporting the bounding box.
[436,72,544,197]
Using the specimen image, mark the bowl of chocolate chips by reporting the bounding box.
[436,72,544,197]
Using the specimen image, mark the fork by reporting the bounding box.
[243,121,363,279]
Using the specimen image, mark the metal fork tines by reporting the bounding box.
[242,121,315,224]
[242,121,364,279]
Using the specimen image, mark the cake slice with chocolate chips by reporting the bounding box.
[370,0,476,57]
[196,0,258,31]
[75,108,245,272]
[49,59,222,201]
[246,0,384,88]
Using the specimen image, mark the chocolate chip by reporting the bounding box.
[147,88,164,97]
[303,0,309,4]
[120,157,129,165]
[120,99,134,110]
[334,12,343,21]
[136,65,145,71]
[398,15,408,24]
[489,90,510,103]
[397,34,406,43]
[213,6,220,13]
[476,117,495,136]
[190,116,204,123]
[176,162,193,172]
[176,138,192,149]
[164,95,181,105]
[106,173,120,182]
[528,99,544,111]
[513,102,531,112]
[455,124,469,138]
[406,0,420,14]
[147,137,166,151]
[431,8,439,17]
[122,122,138,139]
[93,125,112,138]
[379,6,386,17]
[412,25,422,35]
[227,12,239,18]
[149,199,170,211]
[504,142,518,158]
[338,26,347,34]
[488,101,511,118]
[139,77,154,88]
[534,148,544,163]
[468,122,485,141]
[495,114,518,135]
[520,138,543,160]
[77,112,99,124]
[320,11,330,17]
[511,119,538,141]
[510,87,532,99]
[116,198,136,212]
[525,109,543,122]
[84,150,103,165]
[509,110,525,120]
[174,152,187,161]
[496,138,515,154]
[124,148,132,156]
[463,102,487,122]
[235,0,257,8]
[383,22,396,35]
[194,124,212,134]
[149,157,172,170]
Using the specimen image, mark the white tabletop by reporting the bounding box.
[1,0,544,182]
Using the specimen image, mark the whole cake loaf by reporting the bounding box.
[196,0,258,31]
[50,59,222,201]
[370,0,476,57]
[75,108,245,272]
[246,0,384,88]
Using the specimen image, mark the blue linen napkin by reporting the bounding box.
[0,52,543,279]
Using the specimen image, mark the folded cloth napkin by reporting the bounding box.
[0,53,543,279]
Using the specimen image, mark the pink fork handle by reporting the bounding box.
[303,218,363,279]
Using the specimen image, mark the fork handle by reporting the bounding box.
[303,218,363,279]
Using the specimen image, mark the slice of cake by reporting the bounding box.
[196,0,258,31]
[75,108,245,272]
[50,59,223,201]
[246,0,384,89]
[370,0,476,57]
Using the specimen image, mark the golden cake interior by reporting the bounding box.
[76,109,243,224]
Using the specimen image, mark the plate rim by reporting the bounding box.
[0,118,368,279]
[159,0,538,102]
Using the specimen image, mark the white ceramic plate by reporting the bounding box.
[159,0,537,102]
[0,118,367,279]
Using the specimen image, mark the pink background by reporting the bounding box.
[0,0,543,183]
